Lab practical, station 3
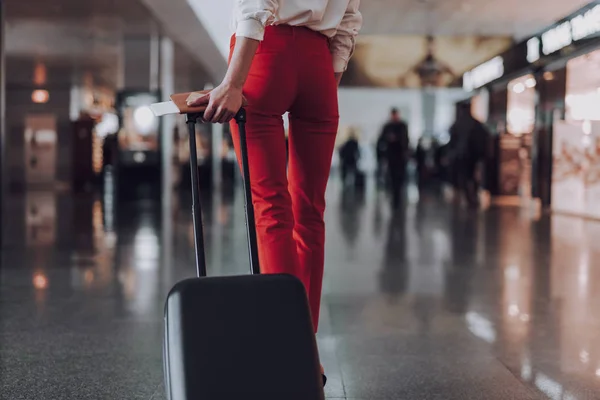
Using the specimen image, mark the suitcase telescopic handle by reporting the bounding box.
[234,109,261,276]
[186,109,260,278]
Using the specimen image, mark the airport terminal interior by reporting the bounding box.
[2,0,600,399]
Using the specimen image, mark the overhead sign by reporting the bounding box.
[542,21,573,55]
[528,4,600,62]
[527,37,541,63]
[572,4,600,41]
[463,56,505,91]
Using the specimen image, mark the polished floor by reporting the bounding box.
[2,177,600,399]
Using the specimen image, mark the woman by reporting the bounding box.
[188,0,362,378]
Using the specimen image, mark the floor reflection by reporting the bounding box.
[25,191,56,247]
[379,207,408,300]
[2,179,600,399]
[325,183,600,398]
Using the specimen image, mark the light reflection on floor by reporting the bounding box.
[1,179,600,399]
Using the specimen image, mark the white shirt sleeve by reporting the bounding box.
[235,0,279,41]
[330,0,363,73]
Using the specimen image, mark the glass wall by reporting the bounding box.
[507,74,536,136]
[0,0,4,193]
[505,74,537,199]
[552,49,600,218]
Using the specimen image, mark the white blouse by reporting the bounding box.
[233,0,362,73]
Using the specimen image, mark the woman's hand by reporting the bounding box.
[188,83,244,124]
[187,37,259,124]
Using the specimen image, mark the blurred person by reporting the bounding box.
[375,128,388,187]
[379,108,410,208]
[187,0,363,383]
[429,138,446,194]
[415,137,427,186]
[102,133,118,170]
[435,140,449,175]
[339,129,361,186]
[449,103,489,208]
[431,138,441,176]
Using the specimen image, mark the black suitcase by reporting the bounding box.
[163,109,325,400]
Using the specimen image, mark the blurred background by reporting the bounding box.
[2,1,600,399]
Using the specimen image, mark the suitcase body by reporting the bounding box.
[163,109,324,400]
[164,275,323,399]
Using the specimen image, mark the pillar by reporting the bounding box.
[121,32,160,92]
[160,37,175,204]
[0,0,5,244]
[421,88,436,139]
[160,36,175,289]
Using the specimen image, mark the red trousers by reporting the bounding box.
[229,26,339,331]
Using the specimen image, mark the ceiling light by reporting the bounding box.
[583,120,592,135]
[33,63,47,86]
[33,273,48,290]
[31,90,49,104]
[133,106,156,135]
[133,152,147,163]
[525,78,536,88]
[95,113,119,138]
[504,265,520,280]
[513,83,525,93]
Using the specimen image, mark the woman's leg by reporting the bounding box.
[229,29,302,279]
[287,31,339,331]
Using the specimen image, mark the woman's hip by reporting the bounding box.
[229,28,336,115]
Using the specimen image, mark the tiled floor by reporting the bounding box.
[2,178,600,399]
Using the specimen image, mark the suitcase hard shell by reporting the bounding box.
[163,109,324,400]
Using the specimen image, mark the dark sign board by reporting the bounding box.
[461,41,530,90]
[462,1,600,90]
[526,1,600,64]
